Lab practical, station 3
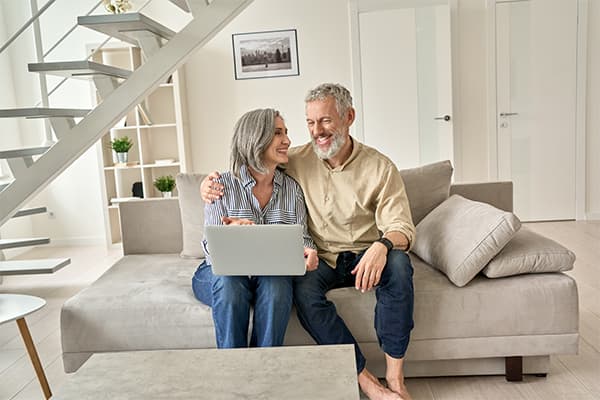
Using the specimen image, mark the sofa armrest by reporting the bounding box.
[119,198,183,255]
[450,181,513,212]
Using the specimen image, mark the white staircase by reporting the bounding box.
[0,206,71,276]
[0,0,253,275]
[0,0,254,227]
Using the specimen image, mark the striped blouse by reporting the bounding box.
[202,165,316,263]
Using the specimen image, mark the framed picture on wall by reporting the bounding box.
[232,29,299,80]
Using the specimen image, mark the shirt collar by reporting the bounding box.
[239,164,284,188]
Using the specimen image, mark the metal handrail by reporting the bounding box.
[43,0,104,58]
[0,0,57,54]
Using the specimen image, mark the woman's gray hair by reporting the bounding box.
[305,83,353,117]
[230,108,281,178]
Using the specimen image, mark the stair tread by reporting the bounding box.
[0,146,50,159]
[0,258,70,275]
[169,0,191,12]
[0,237,50,250]
[78,13,175,45]
[28,60,132,79]
[0,107,90,118]
[12,207,47,218]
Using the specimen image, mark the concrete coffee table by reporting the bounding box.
[53,344,359,399]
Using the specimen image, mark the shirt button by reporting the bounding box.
[324,196,329,201]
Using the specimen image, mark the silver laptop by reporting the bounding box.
[205,224,306,276]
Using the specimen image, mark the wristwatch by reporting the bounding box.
[375,237,394,253]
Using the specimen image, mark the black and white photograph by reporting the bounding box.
[232,29,299,80]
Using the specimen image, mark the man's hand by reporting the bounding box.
[351,242,388,292]
[221,216,254,225]
[201,171,224,203]
[304,247,318,271]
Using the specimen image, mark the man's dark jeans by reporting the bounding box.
[293,250,414,373]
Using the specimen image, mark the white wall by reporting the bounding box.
[586,1,600,219]
[184,0,353,173]
[184,0,492,177]
[1,0,107,245]
[0,0,34,256]
[183,0,599,218]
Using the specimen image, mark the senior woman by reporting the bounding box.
[192,108,318,349]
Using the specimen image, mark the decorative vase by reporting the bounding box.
[116,152,128,163]
[162,191,172,198]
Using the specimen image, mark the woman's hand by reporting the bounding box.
[304,247,318,271]
[221,216,254,225]
[201,171,224,203]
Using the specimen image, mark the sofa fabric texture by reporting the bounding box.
[413,195,521,287]
[483,227,576,278]
[61,253,578,372]
[176,173,207,259]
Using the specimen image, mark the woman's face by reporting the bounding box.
[262,116,291,168]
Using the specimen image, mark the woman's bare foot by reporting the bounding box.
[358,369,402,400]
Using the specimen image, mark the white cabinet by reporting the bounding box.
[93,45,190,244]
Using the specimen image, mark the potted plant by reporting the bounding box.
[111,136,134,164]
[154,175,176,198]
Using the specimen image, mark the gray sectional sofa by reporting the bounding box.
[61,162,579,379]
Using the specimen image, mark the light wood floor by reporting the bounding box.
[0,221,599,400]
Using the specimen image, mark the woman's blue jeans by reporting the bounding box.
[192,261,293,348]
[293,250,414,373]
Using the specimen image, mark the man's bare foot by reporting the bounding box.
[358,369,402,400]
[385,377,413,400]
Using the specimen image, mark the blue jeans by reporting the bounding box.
[293,250,414,373]
[192,261,293,348]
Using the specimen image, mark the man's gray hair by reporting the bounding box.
[230,108,281,178]
[305,83,353,117]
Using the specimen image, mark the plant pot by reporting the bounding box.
[162,191,172,198]
[116,152,128,163]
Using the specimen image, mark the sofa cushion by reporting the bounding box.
[400,160,453,225]
[176,173,207,259]
[482,227,576,278]
[412,195,521,287]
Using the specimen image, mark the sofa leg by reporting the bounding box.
[505,356,523,382]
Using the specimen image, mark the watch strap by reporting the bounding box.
[376,237,394,253]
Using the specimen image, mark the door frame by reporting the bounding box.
[486,0,588,220]
[348,0,461,178]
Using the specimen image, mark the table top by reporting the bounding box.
[0,294,46,324]
[53,345,359,400]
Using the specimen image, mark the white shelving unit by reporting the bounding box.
[93,45,190,245]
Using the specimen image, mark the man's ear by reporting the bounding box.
[346,107,356,127]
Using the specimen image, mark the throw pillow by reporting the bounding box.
[412,194,521,287]
[176,173,207,259]
[400,160,453,225]
[483,227,575,278]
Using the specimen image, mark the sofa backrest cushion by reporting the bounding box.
[176,173,207,259]
[483,227,575,278]
[400,160,453,225]
[412,194,521,287]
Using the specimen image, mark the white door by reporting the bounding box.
[495,0,578,221]
[356,1,453,170]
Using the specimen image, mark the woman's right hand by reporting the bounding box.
[201,171,224,203]
[304,247,318,271]
[222,216,255,225]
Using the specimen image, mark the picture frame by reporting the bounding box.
[232,29,299,80]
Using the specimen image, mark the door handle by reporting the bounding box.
[499,112,519,117]
[434,115,451,121]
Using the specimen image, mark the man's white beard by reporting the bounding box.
[311,132,345,160]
